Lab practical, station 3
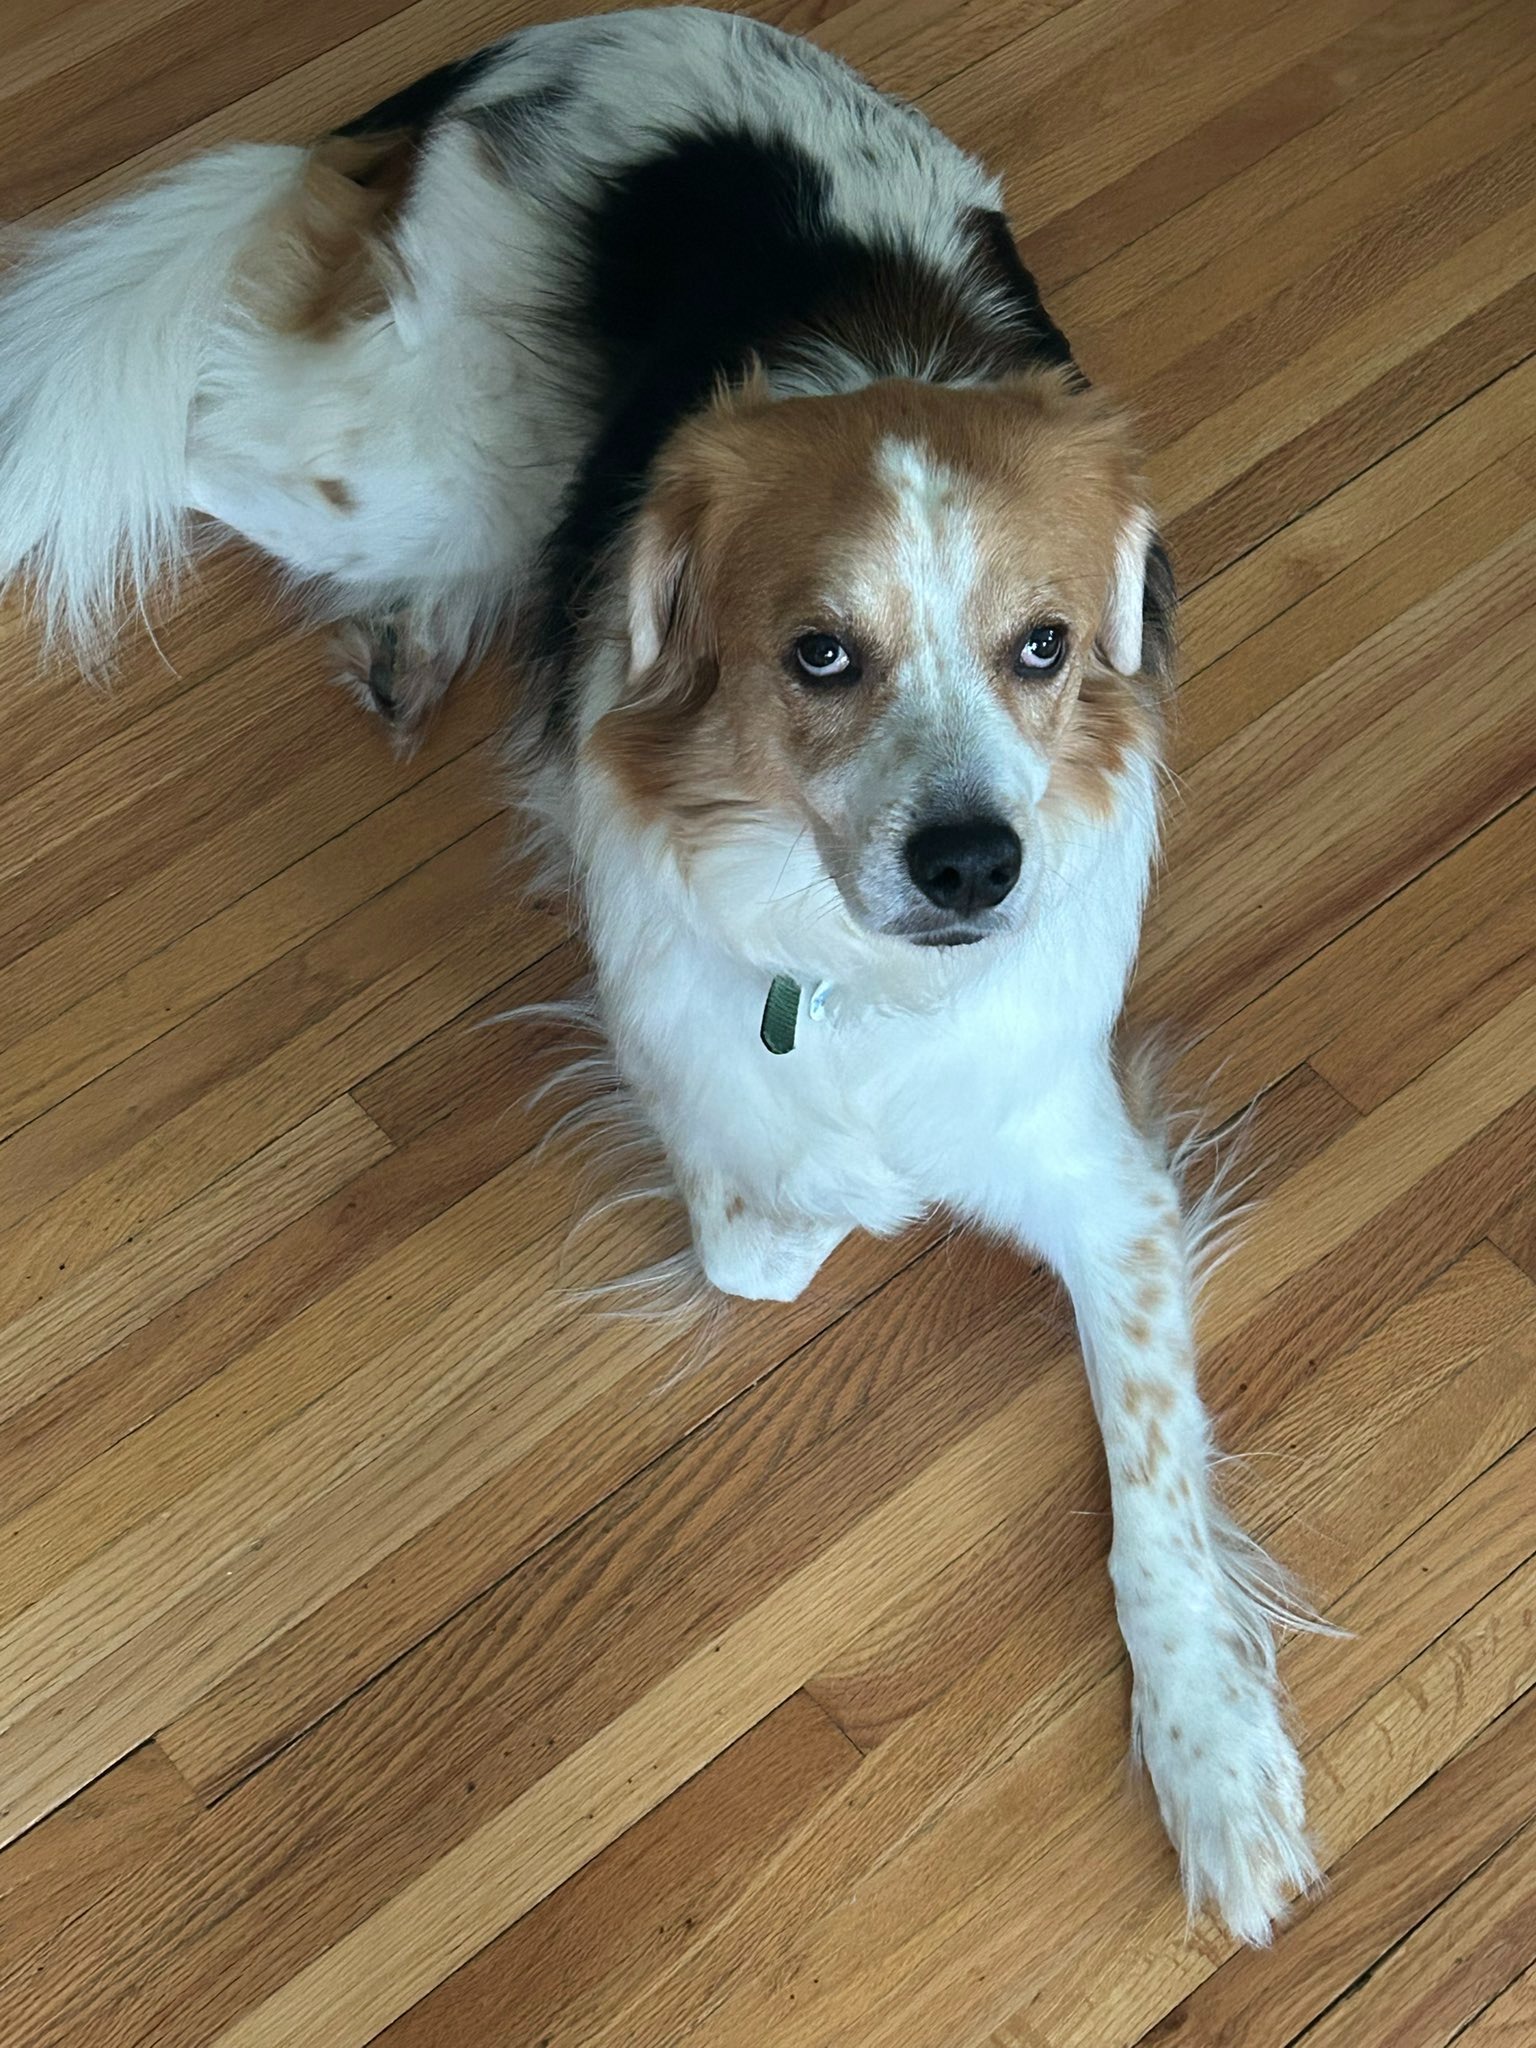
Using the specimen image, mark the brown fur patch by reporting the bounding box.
[1042,665,1161,825]
[1123,1376,1176,1419]
[316,476,356,511]
[1122,1416,1169,1487]
[241,131,420,340]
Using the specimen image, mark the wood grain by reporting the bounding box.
[1,0,1532,2041]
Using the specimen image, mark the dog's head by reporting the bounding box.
[592,371,1173,948]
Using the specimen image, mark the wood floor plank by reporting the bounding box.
[375,1691,863,2048]
[0,1248,1063,2045]
[1175,455,1536,767]
[1490,1180,1536,1284]
[0,1094,390,1436]
[1300,1820,1536,2048]
[1203,991,1536,1331]
[1082,52,1536,415]
[0,660,500,1052]
[1147,175,1536,525]
[1175,353,1536,677]
[0,818,552,1316]
[0,1050,555,1522]
[1140,545,1536,1030]
[933,0,1409,238]
[0,631,321,965]
[0,0,420,216]
[1452,1963,1536,2046]
[1028,0,1507,292]
[0,1741,197,1969]
[1165,271,1536,588]
[1036,0,1521,300]
[1174,795,1534,1126]
[349,937,586,1148]
[0,549,279,794]
[0,739,504,1140]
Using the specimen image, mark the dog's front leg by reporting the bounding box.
[956,1061,1320,1943]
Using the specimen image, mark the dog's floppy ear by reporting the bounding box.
[596,455,729,816]
[1100,507,1177,683]
[624,466,717,702]
[625,371,772,689]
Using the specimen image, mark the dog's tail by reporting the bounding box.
[0,145,308,666]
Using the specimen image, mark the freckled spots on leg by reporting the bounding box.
[1169,1725,1182,1743]
[1122,1313,1152,1348]
[1130,1234,1167,1273]
[1136,1278,1166,1314]
[1121,1420,1166,1487]
[1162,1638,1178,1656]
[1123,1376,1176,1419]
[723,1192,747,1221]
[1175,1475,1192,1502]
[1219,1627,1264,1673]
[316,476,356,511]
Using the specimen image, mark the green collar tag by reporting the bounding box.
[760,974,802,1055]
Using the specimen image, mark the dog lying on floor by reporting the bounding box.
[0,5,1329,1942]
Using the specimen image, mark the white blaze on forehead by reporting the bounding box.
[838,436,1053,818]
[869,438,983,707]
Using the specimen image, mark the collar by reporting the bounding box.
[759,975,833,1054]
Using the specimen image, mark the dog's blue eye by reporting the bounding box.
[1015,623,1067,676]
[793,632,859,682]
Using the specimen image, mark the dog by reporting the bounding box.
[0,6,1329,1943]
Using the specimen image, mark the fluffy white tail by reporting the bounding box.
[0,145,306,665]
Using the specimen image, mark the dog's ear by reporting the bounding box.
[1100,507,1177,684]
[625,371,772,688]
[624,466,717,700]
[596,458,728,816]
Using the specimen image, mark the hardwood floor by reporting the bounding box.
[1,1,1533,2042]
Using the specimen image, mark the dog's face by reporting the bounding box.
[596,373,1172,946]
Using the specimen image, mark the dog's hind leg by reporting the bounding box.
[329,604,461,746]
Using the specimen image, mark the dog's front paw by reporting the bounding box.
[693,1203,847,1302]
[1136,1654,1318,1945]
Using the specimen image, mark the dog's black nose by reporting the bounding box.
[904,817,1022,915]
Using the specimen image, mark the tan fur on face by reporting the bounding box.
[592,373,1166,846]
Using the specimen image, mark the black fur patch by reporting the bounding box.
[529,127,1083,736]
[336,43,503,139]
[1141,535,1179,684]
[966,209,1081,382]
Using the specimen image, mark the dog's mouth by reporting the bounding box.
[909,927,989,948]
